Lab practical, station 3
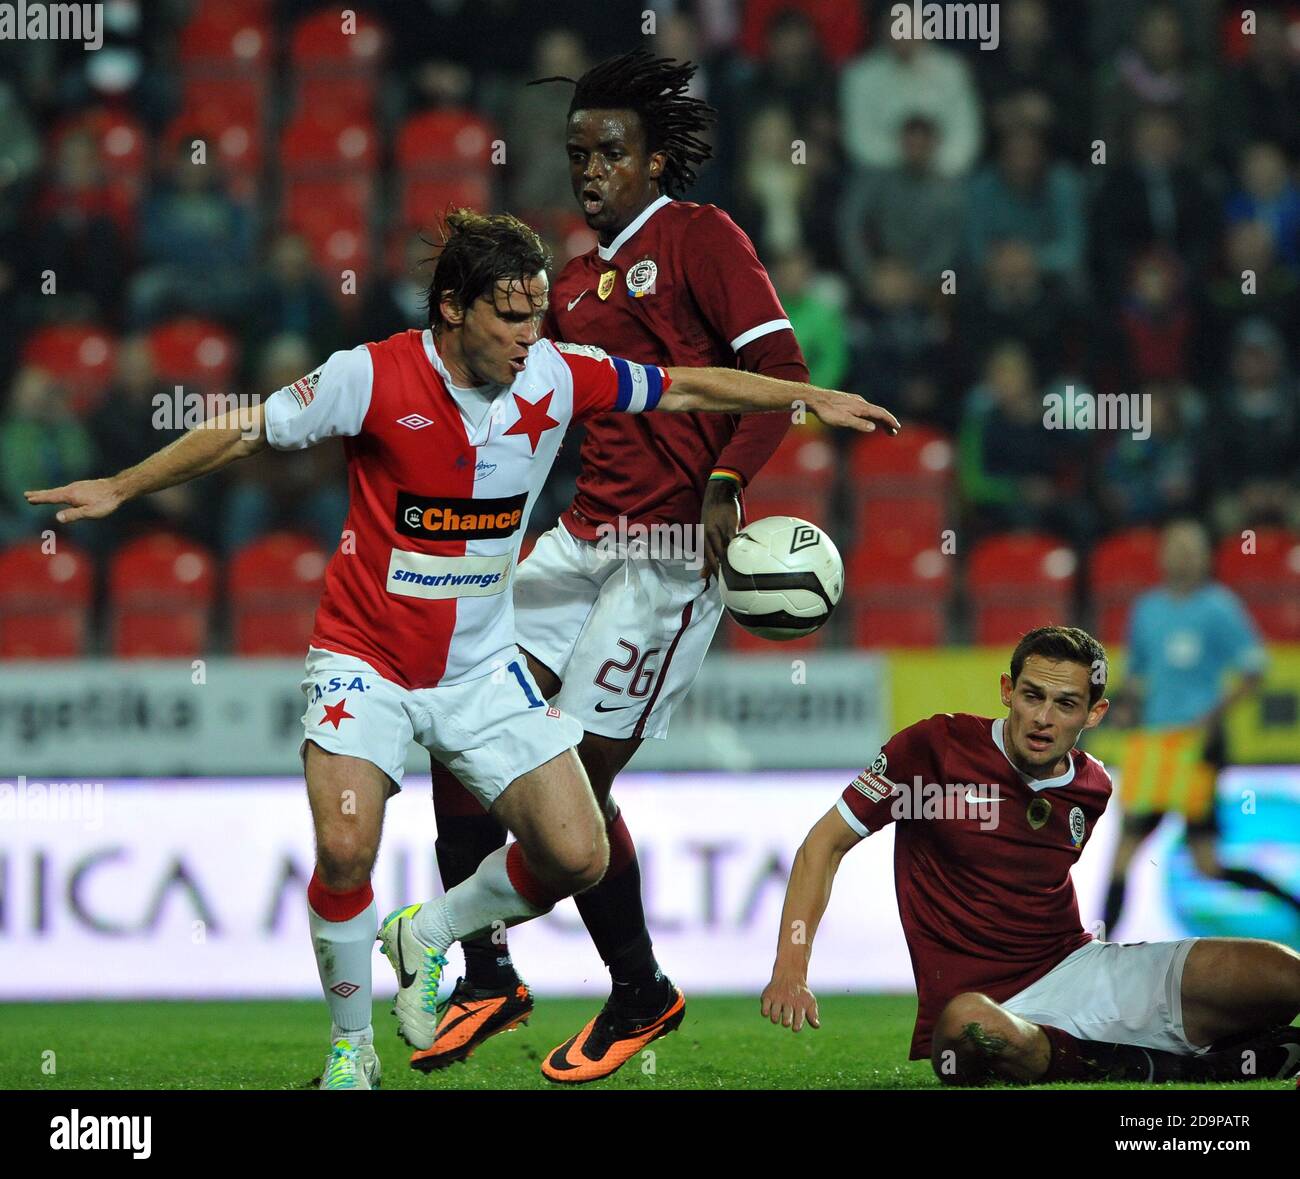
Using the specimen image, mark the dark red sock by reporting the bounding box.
[1040,1025,1185,1082]
[307,870,373,922]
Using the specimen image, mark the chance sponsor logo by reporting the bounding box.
[386,549,512,600]
[395,492,527,541]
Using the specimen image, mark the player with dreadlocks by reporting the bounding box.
[419,51,816,1083]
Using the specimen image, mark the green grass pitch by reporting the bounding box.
[0,996,1289,1090]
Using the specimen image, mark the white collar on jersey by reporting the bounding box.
[990,718,1077,792]
[596,194,673,262]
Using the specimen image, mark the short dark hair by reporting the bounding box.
[531,50,716,197]
[426,208,550,329]
[1010,625,1108,706]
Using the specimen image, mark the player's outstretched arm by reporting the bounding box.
[760,805,863,1033]
[25,402,269,525]
[660,367,900,435]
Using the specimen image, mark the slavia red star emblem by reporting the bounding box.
[322,699,354,729]
[503,389,559,453]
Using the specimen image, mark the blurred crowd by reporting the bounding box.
[1,0,1299,628]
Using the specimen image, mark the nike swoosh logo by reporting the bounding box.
[567,290,588,311]
[965,791,1005,804]
[396,922,417,990]
[1277,1043,1300,1078]
[593,700,635,712]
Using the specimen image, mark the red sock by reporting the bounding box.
[605,810,636,877]
[307,870,373,922]
[505,843,563,909]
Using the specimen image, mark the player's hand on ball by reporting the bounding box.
[761,974,821,1032]
[699,478,741,581]
[807,390,900,435]
[24,477,125,524]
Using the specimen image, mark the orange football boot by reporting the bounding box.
[541,986,685,1084]
[408,979,533,1072]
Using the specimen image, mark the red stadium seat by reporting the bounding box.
[289,9,387,68]
[178,6,272,67]
[147,319,237,391]
[109,533,216,658]
[850,426,954,551]
[181,74,264,127]
[726,615,827,653]
[282,177,374,275]
[400,176,493,230]
[162,108,263,197]
[736,430,837,525]
[230,532,327,656]
[280,111,379,174]
[21,324,117,413]
[0,541,94,658]
[1215,528,1300,641]
[967,532,1078,645]
[848,527,951,648]
[396,110,497,169]
[1089,527,1163,644]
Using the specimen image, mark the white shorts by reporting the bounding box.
[513,521,724,740]
[298,644,583,809]
[1002,938,1203,1055]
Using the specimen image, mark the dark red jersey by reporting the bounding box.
[543,196,806,539]
[836,713,1112,1059]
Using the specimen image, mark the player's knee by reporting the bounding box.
[530,823,608,895]
[930,993,1008,1084]
[315,825,378,890]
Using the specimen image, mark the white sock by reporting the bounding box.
[308,897,377,1044]
[414,845,549,948]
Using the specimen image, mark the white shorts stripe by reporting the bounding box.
[730,318,793,352]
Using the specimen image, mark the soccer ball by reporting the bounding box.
[719,516,843,640]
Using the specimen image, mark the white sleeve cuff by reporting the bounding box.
[730,318,792,352]
[836,796,871,839]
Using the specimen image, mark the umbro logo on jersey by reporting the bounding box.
[396,492,527,540]
[397,413,434,430]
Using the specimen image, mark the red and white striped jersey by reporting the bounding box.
[262,328,668,688]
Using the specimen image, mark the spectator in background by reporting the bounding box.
[29,126,128,324]
[1200,220,1300,377]
[1225,141,1300,267]
[837,115,963,304]
[243,232,342,362]
[957,340,1093,545]
[952,239,1070,389]
[359,231,433,344]
[726,7,838,139]
[737,0,865,69]
[839,12,982,180]
[1221,6,1300,164]
[975,0,1084,155]
[734,104,838,264]
[219,334,347,554]
[855,258,946,412]
[770,246,848,394]
[0,367,95,544]
[1116,248,1193,385]
[86,335,208,555]
[0,80,41,236]
[964,126,1086,293]
[129,139,253,326]
[497,28,588,216]
[1205,319,1300,533]
[1093,2,1216,165]
[1100,381,1201,527]
[1090,106,1218,300]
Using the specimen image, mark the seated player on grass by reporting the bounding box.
[760,625,1300,1084]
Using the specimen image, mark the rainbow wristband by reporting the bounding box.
[709,467,743,488]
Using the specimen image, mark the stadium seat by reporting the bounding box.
[21,324,117,413]
[162,108,263,198]
[399,176,493,231]
[109,533,216,658]
[282,177,373,275]
[849,426,954,550]
[181,74,264,127]
[289,8,387,68]
[726,615,826,653]
[967,532,1078,645]
[1089,527,1163,644]
[280,111,379,174]
[230,532,327,656]
[177,6,272,68]
[1214,528,1300,641]
[0,540,94,658]
[147,319,237,391]
[396,110,497,169]
[848,526,951,648]
[743,432,836,526]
